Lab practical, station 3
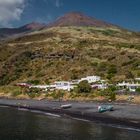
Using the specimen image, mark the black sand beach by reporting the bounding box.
[0,99,140,129]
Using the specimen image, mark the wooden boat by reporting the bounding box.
[60,104,72,109]
[98,105,114,113]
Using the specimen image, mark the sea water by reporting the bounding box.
[0,107,140,140]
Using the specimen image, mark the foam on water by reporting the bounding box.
[71,116,140,132]
[0,105,8,108]
[30,110,61,118]
[72,117,90,122]
[93,122,140,132]
[44,112,60,117]
[18,108,29,111]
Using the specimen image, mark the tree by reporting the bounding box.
[102,86,116,101]
[77,80,92,93]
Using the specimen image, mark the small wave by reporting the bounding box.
[101,123,140,132]
[18,108,29,111]
[30,110,60,118]
[71,117,140,132]
[0,105,9,108]
[30,110,44,114]
[72,117,90,122]
[44,113,60,117]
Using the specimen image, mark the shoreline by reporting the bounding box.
[0,99,140,129]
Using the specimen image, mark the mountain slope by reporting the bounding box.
[0,12,129,40]
[0,25,139,85]
[0,22,46,39]
[0,12,139,85]
[48,12,117,28]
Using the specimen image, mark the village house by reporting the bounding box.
[29,85,56,91]
[91,83,108,90]
[54,81,75,91]
[117,81,140,92]
[16,83,32,88]
[135,78,140,81]
[79,76,101,84]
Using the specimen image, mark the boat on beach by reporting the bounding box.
[98,105,114,113]
[60,104,72,109]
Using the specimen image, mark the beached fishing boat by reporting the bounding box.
[98,105,114,113]
[60,104,72,109]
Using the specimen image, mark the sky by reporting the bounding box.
[0,0,140,31]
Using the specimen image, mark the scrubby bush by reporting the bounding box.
[107,86,116,101]
[27,88,41,94]
[10,87,22,97]
[77,80,92,93]
[136,88,140,93]
[11,91,22,97]
[100,86,116,101]
[108,65,117,75]
[28,93,39,98]
[27,80,40,85]
[50,90,65,99]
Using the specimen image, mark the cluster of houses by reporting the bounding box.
[117,81,140,92]
[16,76,107,92]
[16,76,140,93]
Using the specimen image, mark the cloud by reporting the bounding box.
[0,0,26,27]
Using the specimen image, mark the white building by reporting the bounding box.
[16,83,32,87]
[54,81,75,91]
[29,85,56,91]
[79,76,101,84]
[117,81,140,92]
[135,78,140,81]
[91,84,108,90]
[28,81,75,92]
[127,83,140,92]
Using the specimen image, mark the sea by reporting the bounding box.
[0,106,140,140]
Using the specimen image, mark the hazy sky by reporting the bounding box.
[0,0,140,31]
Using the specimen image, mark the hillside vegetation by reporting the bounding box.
[0,26,140,85]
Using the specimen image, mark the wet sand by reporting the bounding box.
[0,99,140,129]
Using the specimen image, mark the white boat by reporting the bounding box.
[60,104,72,109]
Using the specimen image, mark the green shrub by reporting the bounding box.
[27,80,40,85]
[11,91,21,97]
[136,88,140,93]
[108,92,116,101]
[27,88,41,94]
[10,87,22,97]
[77,80,92,93]
[27,93,38,98]
[100,86,116,101]
[50,90,65,99]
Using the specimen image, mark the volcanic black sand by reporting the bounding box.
[0,99,140,129]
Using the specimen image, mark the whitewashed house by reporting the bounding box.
[29,85,56,91]
[54,81,75,91]
[127,83,140,92]
[16,83,32,87]
[135,78,140,81]
[117,81,140,92]
[79,76,101,84]
[91,84,108,90]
